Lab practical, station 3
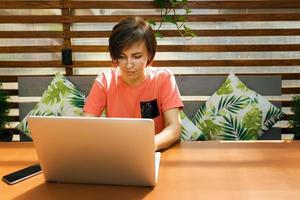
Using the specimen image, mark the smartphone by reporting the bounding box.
[2,164,42,185]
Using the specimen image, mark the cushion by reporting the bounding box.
[16,72,86,138]
[192,73,285,140]
[180,110,206,141]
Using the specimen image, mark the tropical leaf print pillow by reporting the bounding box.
[16,72,86,139]
[192,73,285,140]
[180,110,206,141]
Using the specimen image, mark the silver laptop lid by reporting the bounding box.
[28,116,157,186]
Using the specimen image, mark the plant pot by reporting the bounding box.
[0,128,14,142]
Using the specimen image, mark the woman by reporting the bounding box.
[83,17,183,151]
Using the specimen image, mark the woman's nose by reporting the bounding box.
[125,61,134,69]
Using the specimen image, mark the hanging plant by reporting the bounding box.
[290,96,300,140]
[148,0,196,39]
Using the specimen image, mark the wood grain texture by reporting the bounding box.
[3,1,300,9]
[1,142,300,199]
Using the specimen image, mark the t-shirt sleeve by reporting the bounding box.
[83,75,107,116]
[160,70,184,112]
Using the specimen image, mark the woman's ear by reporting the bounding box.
[112,60,118,67]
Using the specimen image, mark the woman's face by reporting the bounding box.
[116,41,150,86]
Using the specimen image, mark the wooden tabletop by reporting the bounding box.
[1,141,300,200]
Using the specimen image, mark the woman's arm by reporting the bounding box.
[82,112,98,117]
[155,108,181,151]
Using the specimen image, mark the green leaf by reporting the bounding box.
[152,0,196,40]
[154,32,163,38]
[216,78,233,95]
[192,103,207,124]
[263,106,285,132]
[237,80,250,92]
[41,80,72,105]
[210,105,218,118]
[67,87,85,108]
[146,19,156,26]
[219,114,256,140]
[185,8,192,14]
[242,105,263,137]
[154,0,167,8]
[217,95,250,115]
[180,125,189,141]
[163,15,177,24]
[198,119,222,140]
[177,15,185,22]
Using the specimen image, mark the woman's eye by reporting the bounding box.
[134,55,142,59]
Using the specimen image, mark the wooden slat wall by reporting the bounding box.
[1,0,300,137]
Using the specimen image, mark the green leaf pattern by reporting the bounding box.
[192,73,285,140]
[242,105,262,138]
[216,78,233,95]
[219,114,255,140]
[16,72,86,138]
[180,110,205,141]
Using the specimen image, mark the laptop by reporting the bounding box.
[28,116,160,187]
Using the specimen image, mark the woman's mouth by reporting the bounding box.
[126,71,136,75]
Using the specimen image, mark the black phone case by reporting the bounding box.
[2,164,42,185]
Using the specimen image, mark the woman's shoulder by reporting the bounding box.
[95,68,118,83]
[96,68,118,79]
[146,67,173,78]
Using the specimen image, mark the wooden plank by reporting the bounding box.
[151,60,300,67]
[1,1,300,9]
[8,103,18,109]
[65,1,155,9]
[68,14,300,23]
[69,31,110,38]
[66,1,300,9]
[1,30,299,39]
[69,29,300,38]
[0,31,63,38]
[0,16,65,23]
[282,88,300,94]
[0,1,62,9]
[0,76,17,82]
[0,61,64,68]
[282,74,300,80]
[71,45,108,52]
[186,1,300,9]
[1,60,300,68]
[1,74,299,83]
[0,89,18,95]
[2,14,300,23]
[282,102,292,107]
[158,44,300,52]
[6,116,19,122]
[175,74,300,80]
[71,44,300,52]
[0,46,62,53]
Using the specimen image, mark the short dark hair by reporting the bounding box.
[109,17,157,65]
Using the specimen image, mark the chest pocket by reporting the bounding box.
[140,99,160,119]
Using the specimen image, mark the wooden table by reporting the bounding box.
[1,141,300,200]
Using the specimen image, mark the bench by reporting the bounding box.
[18,74,282,141]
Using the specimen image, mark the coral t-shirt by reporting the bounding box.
[83,67,183,134]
